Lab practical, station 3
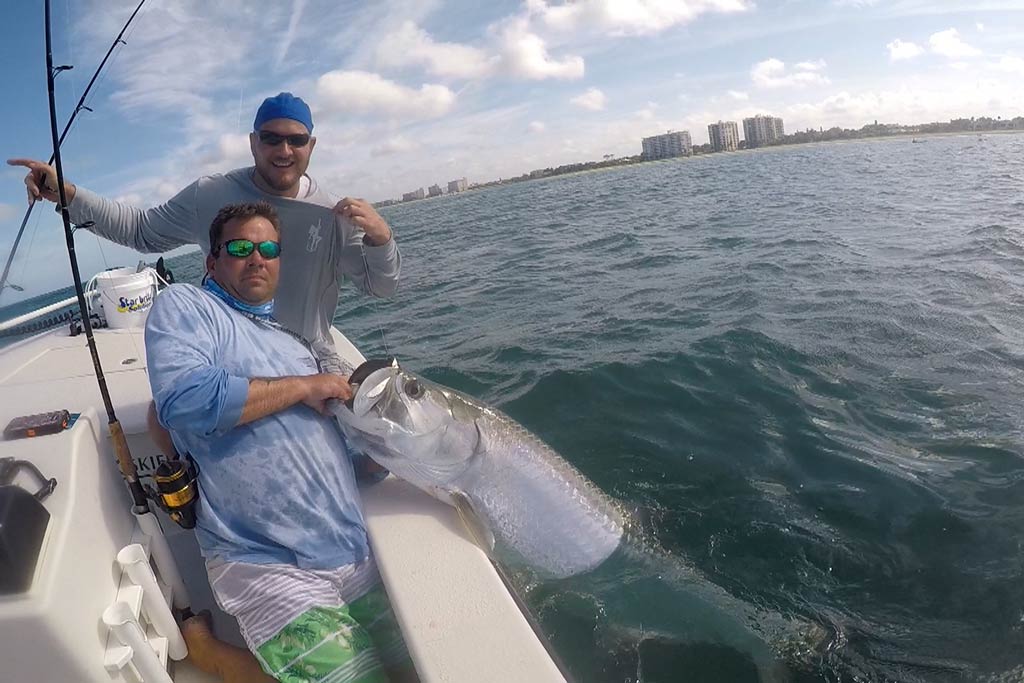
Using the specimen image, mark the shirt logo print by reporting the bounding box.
[307,220,323,253]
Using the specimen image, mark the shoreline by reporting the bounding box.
[389,128,1024,202]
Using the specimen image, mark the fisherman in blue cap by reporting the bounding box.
[8,92,400,357]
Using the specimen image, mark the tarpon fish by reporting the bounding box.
[331,358,627,578]
[332,359,832,679]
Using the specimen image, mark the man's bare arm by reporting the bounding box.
[238,374,352,426]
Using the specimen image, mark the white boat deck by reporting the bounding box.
[0,325,566,682]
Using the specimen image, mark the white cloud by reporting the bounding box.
[751,58,830,88]
[371,136,418,157]
[996,55,1024,75]
[196,134,251,176]
[571,87,607,110]
[783,76,1024,133]
[529,0,750,36]
[494,18,585,80]
[375,21,497,79]
[316,71,456,120]
[788,90,889,124]
[528,121,547,133]
[794,59,826,71]
[887,39,924,61]
[929,28,981,58]
[727,90,749,101]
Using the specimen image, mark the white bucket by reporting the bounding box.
[94,267,159,329]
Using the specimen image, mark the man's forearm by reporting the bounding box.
[68,183,198,253]
[237,377,309,426]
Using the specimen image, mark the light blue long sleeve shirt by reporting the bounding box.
[144,284,369,570]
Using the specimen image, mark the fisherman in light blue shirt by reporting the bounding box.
[145,201,413,683]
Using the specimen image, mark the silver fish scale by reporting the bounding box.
[451,403,629,578]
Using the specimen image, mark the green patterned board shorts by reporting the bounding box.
[207,555,412,683]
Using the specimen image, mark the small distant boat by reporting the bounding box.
[912,138,927,143]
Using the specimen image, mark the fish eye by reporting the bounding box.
[404,378,425,399]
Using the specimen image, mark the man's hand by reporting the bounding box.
[333,197,392,246]
[6,158,76,205]
[301,373,353,415]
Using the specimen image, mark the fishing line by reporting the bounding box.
[370,297,392,358]
[13,212,44,290]
[94,233,110,269]
[43,0,148,512]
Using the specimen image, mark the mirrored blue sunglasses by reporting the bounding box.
[214,239,281,259]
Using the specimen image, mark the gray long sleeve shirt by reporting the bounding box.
[67,167,401,348]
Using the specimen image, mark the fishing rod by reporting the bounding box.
[44,0,147,510]
[0,0,147,300]
[42,0,193,616]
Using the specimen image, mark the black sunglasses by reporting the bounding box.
[214,239,281,259]
[258,130,311,147]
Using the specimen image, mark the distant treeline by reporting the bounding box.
[725,115,1024,151]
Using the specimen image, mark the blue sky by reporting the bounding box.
[1,0,1023,301]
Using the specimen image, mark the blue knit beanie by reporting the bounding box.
[253,92,313,133]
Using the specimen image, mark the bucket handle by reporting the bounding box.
[138,268,160,297]
[83,273,103,321]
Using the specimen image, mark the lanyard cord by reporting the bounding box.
[242,312,324,373]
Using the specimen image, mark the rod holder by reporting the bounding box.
[116,544,187,661]
[133,509,191,610]
[102,602,173,683]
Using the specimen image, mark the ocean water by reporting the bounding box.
[6,133,1023,681]
[354,134,1024,682]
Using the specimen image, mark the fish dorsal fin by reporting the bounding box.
[451,490,495,558]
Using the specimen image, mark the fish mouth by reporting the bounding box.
[345,357,400,414]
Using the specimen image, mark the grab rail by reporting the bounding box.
[0,295,79,333]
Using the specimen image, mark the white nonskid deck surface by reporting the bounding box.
[0,328,153,432]
[0,325,565,682]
